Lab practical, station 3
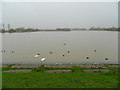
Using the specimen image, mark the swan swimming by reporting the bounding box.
[34,54,40,57]
[41,58,46,62]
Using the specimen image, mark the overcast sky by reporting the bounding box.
[0,2,118,29]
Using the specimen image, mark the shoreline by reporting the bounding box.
[1,64,120,68]
[0,29,119,33]
[1,64,119,73]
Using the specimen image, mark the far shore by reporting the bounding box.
[0,28,119,33]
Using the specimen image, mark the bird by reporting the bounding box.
[94,50,96,52]
[86,56,89,59]
[34,54,40,57]
[41,57,46,62]
[62,55,65,56]
[50,52,52,54]
[105,57,108,60]
[64,43,66,45]
[12,51,14,53]
[67,51,70,53]
[2,50,5,52]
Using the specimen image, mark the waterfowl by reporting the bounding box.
[34,54,40,57]
[86,56,89,59]
[105,57,108,60]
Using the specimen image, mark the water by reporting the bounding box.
[1,31,118,64]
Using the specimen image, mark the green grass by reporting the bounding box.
[0,72,2,89]
[2,72,118,88]
[2,65,119,88]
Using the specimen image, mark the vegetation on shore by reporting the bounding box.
[2,64,119,88]
[0,27,119,33]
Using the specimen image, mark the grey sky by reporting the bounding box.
[1,2,118,29]
[118,1,120,28]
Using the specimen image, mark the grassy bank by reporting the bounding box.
[2,65,119,88]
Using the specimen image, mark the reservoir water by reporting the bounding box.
[1,31,118,64]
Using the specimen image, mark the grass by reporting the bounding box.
[2,65,119,88]
[0,68,2,71]
[0,71,1,89]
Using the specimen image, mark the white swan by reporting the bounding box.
[34,54,40,57]
[41,58,46,62]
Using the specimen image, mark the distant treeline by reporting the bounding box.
[0,27,119,33]
[89,27,119,31]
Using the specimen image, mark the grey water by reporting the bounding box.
[1,31,118,64]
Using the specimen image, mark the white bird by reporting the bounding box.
[34,54,40,57]
[41,57,46,62]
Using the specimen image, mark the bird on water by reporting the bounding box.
[34,54,40,57]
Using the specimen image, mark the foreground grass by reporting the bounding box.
[0,72,1,89]
[2,71,119,88]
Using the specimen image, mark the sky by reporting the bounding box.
[0,1,118,29]
[1,0,119,2]
[118,2,120,28]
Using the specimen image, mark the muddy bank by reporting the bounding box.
[2,64,120,68]
[82,69,111,73]
[44,70,72,73]
[3,69,32,72]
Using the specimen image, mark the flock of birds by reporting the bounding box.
[1,43,109,63]
[34,50,71,63]
[33,43,70,63]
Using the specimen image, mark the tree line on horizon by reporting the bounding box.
[0,26,119,33]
